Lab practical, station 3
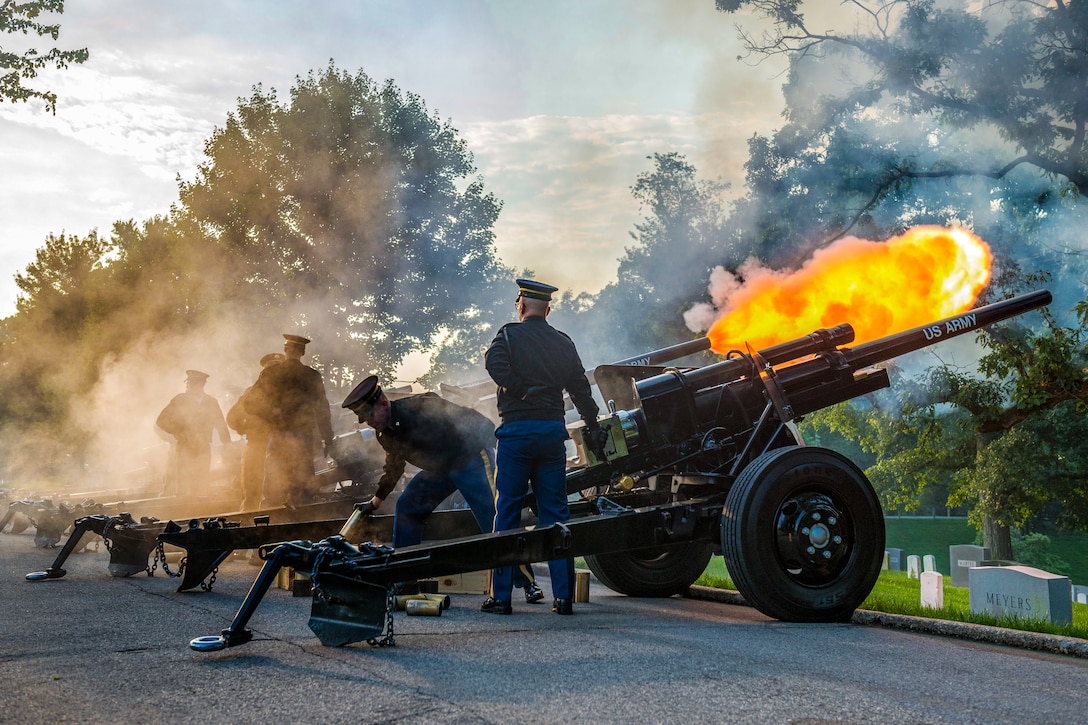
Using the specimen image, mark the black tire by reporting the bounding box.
[721,445,884,622]
[585,541,714,597]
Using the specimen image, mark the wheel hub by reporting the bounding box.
[774,492,849,583]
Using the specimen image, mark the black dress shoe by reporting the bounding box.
[523,584,544,603]
[480,597,512,615]
[552,598,573,615]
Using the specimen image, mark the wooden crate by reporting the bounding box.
[422,570,489,594]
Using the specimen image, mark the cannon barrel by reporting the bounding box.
[845,289,1052,368]
[608,337,711,366]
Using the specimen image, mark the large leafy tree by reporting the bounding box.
[0,0,87,113]
[177,65,511,387]
[0,231,115,477]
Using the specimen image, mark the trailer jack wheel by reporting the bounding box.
[720,445,884,623]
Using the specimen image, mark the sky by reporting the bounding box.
[0,0,791,319]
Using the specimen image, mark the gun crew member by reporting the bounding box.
[482,278,607,616]
[342,376,542,602]
[155,369,233,497]
[227,352,285,510]
[244,334,335,507]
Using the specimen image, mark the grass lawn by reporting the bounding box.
[697,561,1088,640]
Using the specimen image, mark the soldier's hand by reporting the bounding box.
[355,500,376,517]
[584,427,609,460]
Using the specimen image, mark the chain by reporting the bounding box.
[366,585,396,647]
[100,519,117,555]
[153,540,185,579]
[199,568,218,592]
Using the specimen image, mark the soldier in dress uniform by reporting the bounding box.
[244,334,334,507]
[342,376,542,602]
[156,369,233,497]
[226,352,284,510]
[481,278,607,615]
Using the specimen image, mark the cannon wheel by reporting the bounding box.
[584,541,713,597]
[721,445,884,623]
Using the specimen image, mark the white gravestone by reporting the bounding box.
[1071,584,1088,604]
[923,554,937,573]
[968,565,1072,625]
[907,554,921,579]
[921,570,943,609]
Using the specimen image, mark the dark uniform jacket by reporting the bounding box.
[372,393,496,500]
[243,359,334,444]
[485,315,599,426]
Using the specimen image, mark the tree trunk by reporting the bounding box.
[976,429,1013,560]
[981,516,1013,560]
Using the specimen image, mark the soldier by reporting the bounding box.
[481,279,607,615]
[226,352,284,510]
[342,376,542,601]
[155,369,233,497]
[244,334,334,507]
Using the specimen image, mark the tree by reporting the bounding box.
[0,0,88,113]
[0,230,115,478]
[717,0,1088,191]
[177,64,512,387]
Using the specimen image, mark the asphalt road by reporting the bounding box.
[2,530,1088,724]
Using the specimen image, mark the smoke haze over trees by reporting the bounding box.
[0,63,511,483]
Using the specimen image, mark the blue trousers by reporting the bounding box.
[393,449,535,588]
[491,420,574,601]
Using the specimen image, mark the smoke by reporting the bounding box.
[683,259,758,335]
[65,308,280,494]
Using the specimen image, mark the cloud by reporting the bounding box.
[462,110,781,296]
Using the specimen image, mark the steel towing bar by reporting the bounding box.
[157,506,482,592]
[24,497,366,584]
[190,490,706,651]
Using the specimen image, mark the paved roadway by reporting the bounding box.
[2,530,1087,724]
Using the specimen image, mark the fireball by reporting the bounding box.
[705,226,993,353]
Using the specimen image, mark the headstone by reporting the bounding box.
[885,548,905,572]
[881,551,890,570]
[1071,584,1088,604]
[923,554,937,573]
[921,570,943,609]
[949,544,991,587]
[968,565,1072,625]
[907,554,921,579]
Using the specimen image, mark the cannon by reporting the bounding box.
[189,290,1051,651]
